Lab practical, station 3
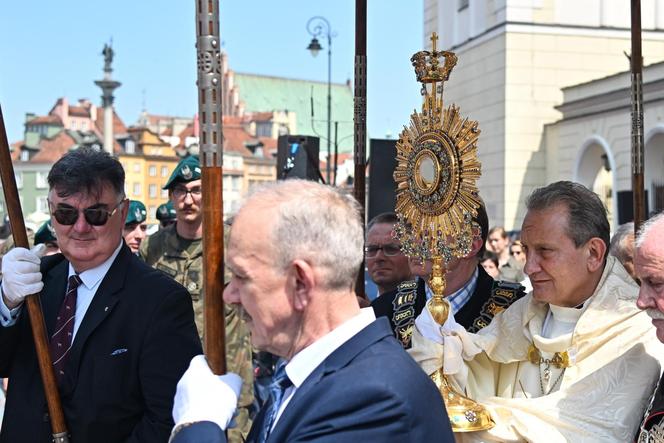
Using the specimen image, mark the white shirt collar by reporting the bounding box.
[285,307,376,388]
[68,240,123,290]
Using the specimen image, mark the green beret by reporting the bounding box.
[125,200,147,225]
[156,201,176,221]
[34,220,57,245]
[162,155,201,190]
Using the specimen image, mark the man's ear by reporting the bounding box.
[291,259,315,311]
[585,238,607,273]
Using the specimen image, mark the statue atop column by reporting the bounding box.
[102,43,114,73]
[95,42,121,154]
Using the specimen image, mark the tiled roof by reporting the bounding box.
[251,111,274,122]
[127,126,169,147]
[223,125,254,156]
[69,106,91,118]
[223,115,249,126]
[10,141,23,161]
[177,123,195,140]
[257,137,278,158]
[27,115,62,126]
[30,131,77,163]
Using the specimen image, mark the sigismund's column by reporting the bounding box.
[94,43,121,154]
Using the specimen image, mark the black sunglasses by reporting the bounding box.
[50,200,125,226]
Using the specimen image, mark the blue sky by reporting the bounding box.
[0,1,423,144]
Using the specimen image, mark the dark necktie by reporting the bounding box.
[257,360,293,443]
[49,274,82,384]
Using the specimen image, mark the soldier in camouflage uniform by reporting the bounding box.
[140,156,253,442]
[155,200,176,229]
[123,200,147,254]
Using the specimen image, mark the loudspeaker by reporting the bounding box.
[276,135,321,182]
[368,138,397,222]
[617,190,649,225]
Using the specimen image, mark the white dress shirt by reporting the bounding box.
[272,307,377,430]
[0,241,122,340]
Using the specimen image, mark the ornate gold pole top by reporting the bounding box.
[410,32,458,84]
[392,33,494,433]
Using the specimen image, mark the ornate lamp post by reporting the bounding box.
[306,16,335,184]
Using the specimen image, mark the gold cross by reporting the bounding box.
[430,32,438,51]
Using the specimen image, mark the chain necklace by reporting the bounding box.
[527,343,570,396]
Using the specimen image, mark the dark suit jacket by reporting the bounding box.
[173,317,454,443]
[372,265,498,346]
[0,243,202,443]
[635,373,664,442]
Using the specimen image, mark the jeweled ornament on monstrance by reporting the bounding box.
[393,32,494,432]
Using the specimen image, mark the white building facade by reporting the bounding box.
[546,62,664,229]
[425,0,664,229]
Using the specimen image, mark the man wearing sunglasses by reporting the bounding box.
[0,148,201,442]
[140,155,253,443]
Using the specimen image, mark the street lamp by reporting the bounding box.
[306,16,335,185]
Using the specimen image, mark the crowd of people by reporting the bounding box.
[0,147,663,442]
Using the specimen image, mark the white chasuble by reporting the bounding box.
[410,256,664,442]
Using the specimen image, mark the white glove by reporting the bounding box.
[172,354,242,431]
[414,302,482,376]
[1,244,46,309]
[415,300,463,345]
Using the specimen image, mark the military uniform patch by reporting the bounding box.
[468,280,526,333]
[391,280,419,348]
[181,164,192,180]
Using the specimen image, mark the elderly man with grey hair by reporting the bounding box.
[634,212,664,441]
[409,181,664,442]
[609,221,636,280]
[169,179,454,443]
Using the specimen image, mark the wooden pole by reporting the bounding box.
[354,0,368,299]
[195,0,226,374]
[0,105,69,442]
[631,0,646,233]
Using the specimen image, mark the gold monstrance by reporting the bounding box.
[393,33,494,432]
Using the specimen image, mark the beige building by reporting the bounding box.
[545,61,664,229]
[119,128,179,224]
[425,0,664,229]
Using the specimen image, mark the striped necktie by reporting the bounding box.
[49,274,82,384]
[257,360,292,443]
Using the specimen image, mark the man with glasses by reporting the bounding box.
[372,201,525,349]
[0,147,201,442]
[140,155,253,443]
[365,212,413,297]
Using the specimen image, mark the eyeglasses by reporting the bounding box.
[172,186,202,200]
[365,244,402,258]
[50,199,125,226]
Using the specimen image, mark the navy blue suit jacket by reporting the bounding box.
[174,317,454,443]
[0,244,202,443]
